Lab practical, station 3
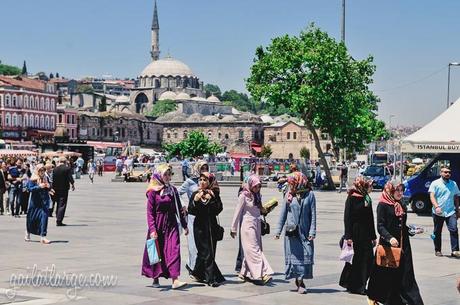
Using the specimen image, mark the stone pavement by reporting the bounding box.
[0,175,458,305]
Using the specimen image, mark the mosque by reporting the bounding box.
[129,1,231,116]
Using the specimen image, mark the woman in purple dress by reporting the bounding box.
[141,164,188,289]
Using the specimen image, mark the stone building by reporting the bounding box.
[263,121,332,160]
[158,112,265,154]
[77,111,162,146]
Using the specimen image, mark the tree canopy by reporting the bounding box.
[246,24,387,189]
[204,83,222,99]
[0,62,21,76]
[163,131,223,159]
[148,99,177,117]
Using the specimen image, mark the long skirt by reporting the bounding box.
[26,205,48,236]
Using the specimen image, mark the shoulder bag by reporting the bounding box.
[375,219,403,268]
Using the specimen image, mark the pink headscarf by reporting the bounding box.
[241,174,262,207]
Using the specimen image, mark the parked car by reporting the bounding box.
[362,164,391,190]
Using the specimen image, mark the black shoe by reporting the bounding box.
[435,251,443,257]
[209,282,220,287]
[56,223,67,226]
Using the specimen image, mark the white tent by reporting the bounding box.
[401,97,460,153]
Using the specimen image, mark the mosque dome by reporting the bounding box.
[140,56,195,78]
[159,91,177,100]
[206,95,220,102]
[175,92,191,100]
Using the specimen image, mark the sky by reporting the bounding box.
[1,0,460,127]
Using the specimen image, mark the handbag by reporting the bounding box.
[213,216,224,241]
[261,216,270,236]
[339,242,354,263]
[285,199,303,237]
[172,191,184,236]
[146,238,161,265]
[375,221,403,269]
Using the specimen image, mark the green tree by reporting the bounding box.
[163,131,223,159]
[204,83,222,99]
[260,145,273,158]
[98,95,107,112]
[246,24,386,190]
[0,63,21,76]
[221,90,262,113]
[76,84,94,94]
[148,99,177,117]
[300,147,310,160]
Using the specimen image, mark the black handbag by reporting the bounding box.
[261,216,270,236]
[213,216,224,241]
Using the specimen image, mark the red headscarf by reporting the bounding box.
[379,181,405,217]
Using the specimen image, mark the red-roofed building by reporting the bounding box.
[0,75,58,141]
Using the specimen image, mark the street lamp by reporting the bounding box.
[447,62,460,108]
[387,114,395,153]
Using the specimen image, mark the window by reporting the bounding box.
[35,97,39,109]
[5,113,10,126]
[12,95,17,107]
[12,114,17,126]
[18,114,22,126]
[40,116,44,128]
[40,97,45,110]
[122,128,125,138]
[18,96,23,107]
[167,133,170,139]
[24,96,29,108]
[71,129,75,138]
[218,132,221,139]
[109,129,113,137]
[50,99,55,111]
[35,115,39,128]
[72,115,75,124]
[238,130,244,139]
[287,132,291,140]
[24,115,28,126]
[45,116,50,129]
[58,114,62,123]
[45,98,50,110]
[66,115,70,123]
[50,116,55,128]
[293,132,297,140]
[5,94,10,106]
[225,134,229,139]
[104,128,108,137]
[0,94,3,106]
[174,133,177,139]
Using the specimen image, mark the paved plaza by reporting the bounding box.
[0,175,459,305]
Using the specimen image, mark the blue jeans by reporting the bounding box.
[432,213,459,252]
[8,186,21,216]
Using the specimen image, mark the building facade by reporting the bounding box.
[264,121,332,160]
[78,111,162,146]
[0,76,57,141]
[56,104,79,140]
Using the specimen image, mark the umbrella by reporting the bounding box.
[0,150,38,157]
[41,151,82,158]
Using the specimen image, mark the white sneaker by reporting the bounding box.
[171,281,187,289]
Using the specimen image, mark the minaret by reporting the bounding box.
[150,0,160,61]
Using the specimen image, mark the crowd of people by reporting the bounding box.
[140,160,459,304]
[0,155,76,243]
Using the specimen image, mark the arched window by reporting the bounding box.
[12,95,17,107]
[12,113,17,126]
[18,96,23,107]
[24,96,29,108]
[50,99,55,110]
[40,115,44,128]
[18,114,22,126]
[30,114,34,127]
[35,97,40,109]
[50,116,55,128]
[40,97,45,110]
[45,98,50,111]
[24,115,28,127]
[0,94,3,107]
[45,116,50,129]
[35,115,39,128]
[5,94,11,107]
[5,113,11,126]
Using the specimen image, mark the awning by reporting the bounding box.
[86,141,124,149]
[0,150,38,157]
[252,146,262,153]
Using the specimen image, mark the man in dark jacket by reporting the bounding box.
[53,157,75,226]
[0,161,7,215]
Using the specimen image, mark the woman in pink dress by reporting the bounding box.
[141,164,188,289]
[230,174,273,284]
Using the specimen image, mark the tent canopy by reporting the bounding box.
[401,97,460,153]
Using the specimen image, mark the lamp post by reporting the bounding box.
[341,0,346,43]
[447,62,460,108]
[387,114,395,153]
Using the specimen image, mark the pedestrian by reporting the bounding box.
[188,172,225,287]
[181,158,190,181]
[178,160,209,277]
[230,157,235,176]
[314,161,322,187]
[230,174,273,285]
[7,158,25,218]
[367,181,424,305]
[338,161,349,193]
[45,163,56,217]
[428,166,460,258]
[275,172,316,294]
[87,160,96,184]
[24,164,51,244]
[0,162,7,215]
[141,164,188,289]
[97,159,104,176]
[20,163,32,215]
[339,177,376,295]
[115,156,123,176]
[52,157,75,226]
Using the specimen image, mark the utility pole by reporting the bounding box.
[341,0,346,43]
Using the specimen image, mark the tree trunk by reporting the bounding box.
[306,121,336,190]
[331,137,340,161]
